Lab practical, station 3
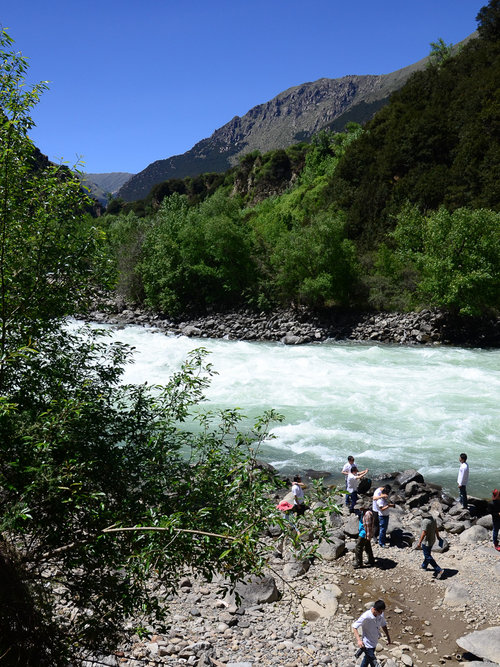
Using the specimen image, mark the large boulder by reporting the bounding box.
[396,470,425,487]
[301,583,342,621]
[344,513,360,538]
[459,525,489,544]
[476,514,493,529]
[456,627,500,664]
[233,575,280,605]
[444,582,470,607]
[283,559,310,579]
[316,537,345,561]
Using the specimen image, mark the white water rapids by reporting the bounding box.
[76,321,500,499]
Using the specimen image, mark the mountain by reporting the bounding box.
[81,172,133,204]
[117,53,435,202]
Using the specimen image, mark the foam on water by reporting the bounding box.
[70,321,500,498]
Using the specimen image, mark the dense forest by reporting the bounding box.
[104,7,500,319]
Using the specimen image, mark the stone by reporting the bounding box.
[459,525,489,544]
[444,583,470,607]
[344,514,360,537]
[283,559,310,578]
[316,537,345,561]
[456,627,500,663]
[233,575,280,605]
[476,515,493,529]
[301,583,342,621]
[396,470,425,487]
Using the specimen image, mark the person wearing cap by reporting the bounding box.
[347,465,368,514]
[457,453,469,509]
[354,502,376,569]
[416,510,444,578]
[352,599,391,667]
[488,489,500,551]
[291,474,307,516]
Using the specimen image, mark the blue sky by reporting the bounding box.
[1,0,486,174]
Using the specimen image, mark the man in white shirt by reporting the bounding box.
[347,465,368,514]
[376,489,394,548]
[457,453,469,509]
[342,456,355,506]
[352,599,391,667]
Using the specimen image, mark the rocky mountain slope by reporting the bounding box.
[82,172,133,204]
[117,54,432,202]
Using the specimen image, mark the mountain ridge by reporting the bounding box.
[116,35,475,203]
[117,56,431,202]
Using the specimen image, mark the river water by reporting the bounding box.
[78,321,500,498]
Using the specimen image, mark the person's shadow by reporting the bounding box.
[373,557,397,570]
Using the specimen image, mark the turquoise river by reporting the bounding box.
[78,321,500,499]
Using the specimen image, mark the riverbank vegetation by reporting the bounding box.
[103,3,500,319]
[0,28,339,664]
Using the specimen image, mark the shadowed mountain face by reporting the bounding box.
[81,173,134,205]
[117,55,431,202]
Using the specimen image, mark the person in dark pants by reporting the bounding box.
[354,502,376,569]
[488,489,500,551]
[352,599,391,667]
[457,453,469,509]
[347,465,368,514]
[416,511,444,578]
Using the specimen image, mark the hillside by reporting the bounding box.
[102,21,499,321]
[116,55,433,202]
[81,172,133,205]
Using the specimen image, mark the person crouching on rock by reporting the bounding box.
[291,474,307,516]
[352,599,391,667]
[354,502,376,569]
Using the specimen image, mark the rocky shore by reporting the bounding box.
[84,300,500,348]
[81,469,500,667]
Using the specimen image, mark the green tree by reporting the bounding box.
[477,0,500,41]
[428,38,454,68]
[0,29,107,386]
[392,205,500,315]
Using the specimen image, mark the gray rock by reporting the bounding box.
[459,525,489,544]
[283,559,310,578]
[444,582,470,606]
[301,583,342,621]
[444,521,466,534]
[476,515,493,529]
[317,537,345,561]
[344,514,360,537]
[234,575,280,605]
[396,469,425,487]
[182,325,202,337]
[456,627,500,663]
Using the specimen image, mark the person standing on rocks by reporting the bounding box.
[372,484,391,538]
[347,465,368,514]
[457,453,469,509]
[416,510,444,578]
[342,455,355,506]
[291,474,307,516]
[488,489,500,551]
[352,599,391,667]
[354,502,376,569]
[375,488,394,548]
